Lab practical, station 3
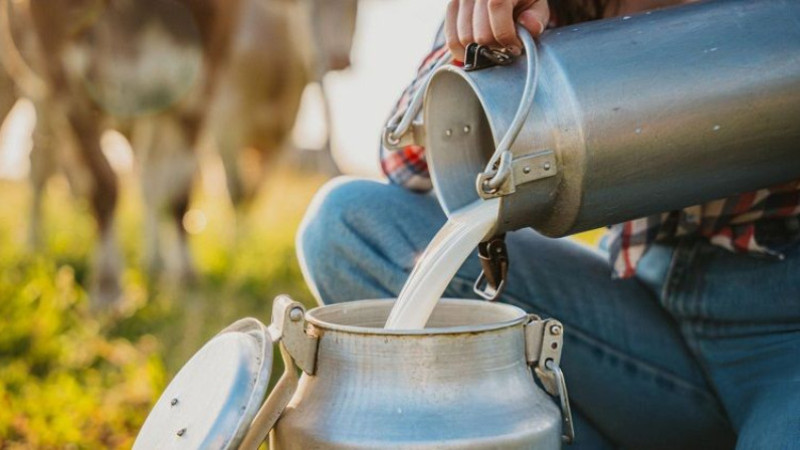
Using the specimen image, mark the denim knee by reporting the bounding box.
[296,177,388,303]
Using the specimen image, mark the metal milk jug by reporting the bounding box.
[134,296,571,449]
[417,0,800,238]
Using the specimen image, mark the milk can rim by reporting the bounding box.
[425,65,500,219]
[304,298,529,336]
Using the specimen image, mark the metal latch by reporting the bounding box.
[525,316,575,444]
[463,43,515,71]
[473,235,508,301]
[267,295,319,375]
[241,295,318,449]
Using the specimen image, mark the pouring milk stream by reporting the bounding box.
[384,198,500,329]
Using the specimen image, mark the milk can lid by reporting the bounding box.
[133,318,273,450]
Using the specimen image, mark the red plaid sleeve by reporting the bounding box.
[379,32,451,192]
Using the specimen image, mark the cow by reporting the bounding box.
[0,0,359,306]
[0,64,15,120]
[209,0,358,206]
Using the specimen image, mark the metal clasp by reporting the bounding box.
[473,235,508,301]
[525,317,575,444]
[240,296,319,450]
[267,295,319,375]
[476,150,515,198]
[463,43,515,72]
[545,359,575,445]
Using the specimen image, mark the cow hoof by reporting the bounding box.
[91,272,123,309]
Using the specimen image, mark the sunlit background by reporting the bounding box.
[0,0,603,447]
[0,0,454,447]
[1,0,448,181]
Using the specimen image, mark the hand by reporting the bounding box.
[445,0,549,62]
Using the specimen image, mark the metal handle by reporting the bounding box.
[476,25,540,198]
[473,234,508,301]
[239,296,319,450]
[525,317,575,444]
[239,343,299,450]
[383,50,453,149]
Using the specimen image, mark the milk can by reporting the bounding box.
[134,296,572,449]
[413,0,800,237]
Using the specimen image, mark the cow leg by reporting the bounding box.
[134,113,197,283]
[27,119,51,250]
[171,175,196,284]
[131,117,165,278]
[216,121,247,206]
[27,100,63,249]
[297,81,340,176]
[175,113,201,284]
[67,106,122,306]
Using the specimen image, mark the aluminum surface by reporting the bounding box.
[425,0,800,236]
[270,299,562,449]
[133,319,272,450]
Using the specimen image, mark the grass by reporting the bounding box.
[0,165,603,449]
[0,166,325,448]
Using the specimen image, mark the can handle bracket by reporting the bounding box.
[240,295,319,450]
[525,317,575,444]
[267,295,319,375]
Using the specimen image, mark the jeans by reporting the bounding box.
[297,177,800,450]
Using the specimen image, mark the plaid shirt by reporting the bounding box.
[380,28,800,278]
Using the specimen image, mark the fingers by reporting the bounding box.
[486,0,521,52]
[517,0,549,37]
[473,0,493,45]
[457,0,476,49]
[446,0,550,62]
[445,0,465,61]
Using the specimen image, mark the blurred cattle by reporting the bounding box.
[209,0,357,206]
[0,0,358,306]
[0,64,15,120]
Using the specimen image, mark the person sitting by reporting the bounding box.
[297,1,800,448]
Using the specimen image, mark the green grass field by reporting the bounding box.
[0,167,325,448]
[0,167,603,448]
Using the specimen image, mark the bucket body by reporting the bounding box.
[424,0,800,236]
[270,299,562,449]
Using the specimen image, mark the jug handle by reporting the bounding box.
[383,50,453,149]
[477,25,540,198]
[239,296,319,450]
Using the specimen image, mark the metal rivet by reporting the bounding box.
[289,307,303,322]
[177,428,186,437]
[445,129,452,137]
[463,125,471,134]
[550,324,562,336]
[543,162,552,171]
[170,398,178,406]
[523,166,531,174]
